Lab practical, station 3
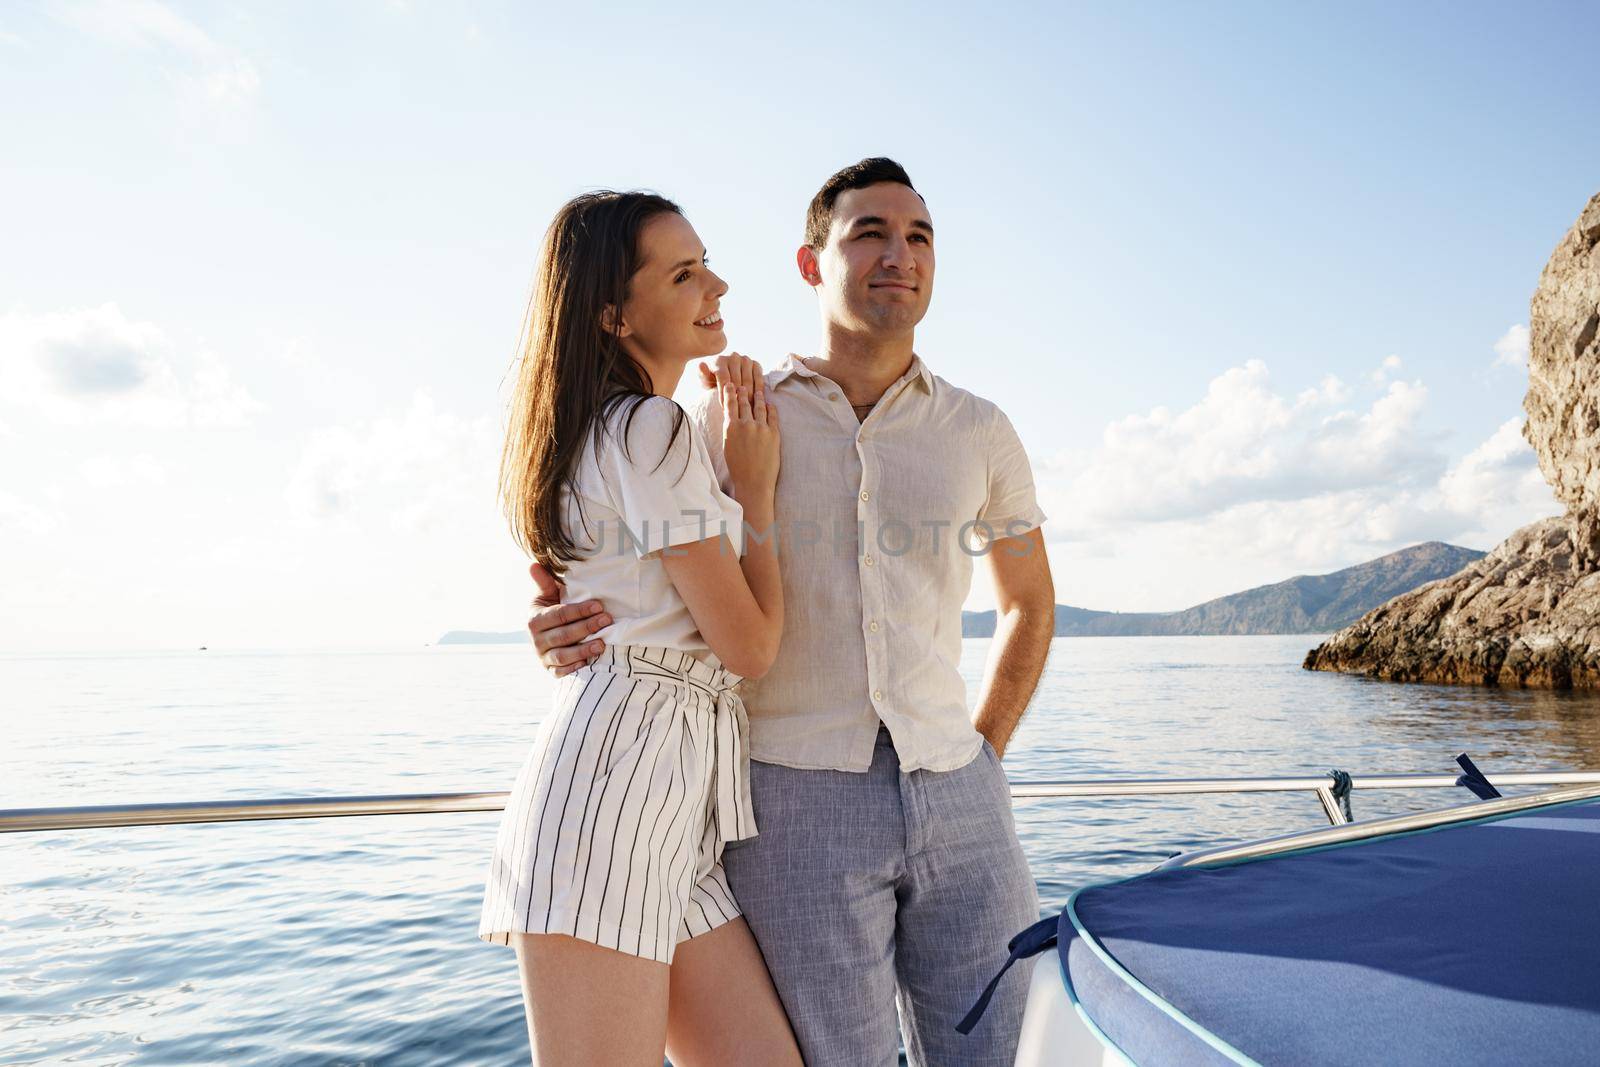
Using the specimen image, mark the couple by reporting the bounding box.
[480,158,1056,1066]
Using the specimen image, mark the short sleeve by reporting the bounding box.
[975,406,1047,547]
[596,396,744,560]
[683,386,733,494]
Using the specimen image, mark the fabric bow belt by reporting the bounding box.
[620,646,758,851]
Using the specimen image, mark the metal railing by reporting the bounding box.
[7,769,1600,835]
[1163,781,1600,869]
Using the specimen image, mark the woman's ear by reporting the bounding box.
[599,304,633,338]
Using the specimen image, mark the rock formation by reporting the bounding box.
[1305,192,1600,688]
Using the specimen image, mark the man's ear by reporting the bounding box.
[796,246,822,288]
[599,304,633,338]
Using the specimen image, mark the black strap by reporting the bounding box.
[954,915,1059,1035]
[1455,753,1503,800]
[1328,769,1354,822]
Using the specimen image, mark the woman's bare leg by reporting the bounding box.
[512,932,670,1067]
[664,917,803,1067]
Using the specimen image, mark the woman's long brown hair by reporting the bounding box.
[500,191,690,577]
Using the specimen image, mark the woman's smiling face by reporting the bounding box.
[615,212,729,365]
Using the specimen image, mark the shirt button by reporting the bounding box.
[873,690,883,702]
[829,392,841,401]
[860,490,870,501]
[864,555,875,566]
[869,621,879,633]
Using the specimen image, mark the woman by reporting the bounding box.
[480,191,800,1066]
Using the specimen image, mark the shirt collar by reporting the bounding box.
[773,352,934,394]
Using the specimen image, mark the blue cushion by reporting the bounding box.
[1062,796,1600,1066]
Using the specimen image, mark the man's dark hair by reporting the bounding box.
[804,157,918,249]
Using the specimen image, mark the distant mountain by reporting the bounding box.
[443,542,1486,644]
[961,541,1485,637]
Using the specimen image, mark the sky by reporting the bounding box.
[1,0,1595,651]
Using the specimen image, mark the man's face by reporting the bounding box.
[804,182,934,336]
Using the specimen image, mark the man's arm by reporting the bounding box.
[971,527,1054,757]
[526,561,612,678]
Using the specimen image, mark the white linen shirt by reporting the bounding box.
[685,353,1047,773]
[562,395,744,665]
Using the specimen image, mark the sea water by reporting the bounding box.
[4,637,1599,1064]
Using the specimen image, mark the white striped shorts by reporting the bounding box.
[478,644,758,964]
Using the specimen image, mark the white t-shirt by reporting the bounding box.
[559,395,744,664]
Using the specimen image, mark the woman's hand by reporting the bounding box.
[720,355,779,501]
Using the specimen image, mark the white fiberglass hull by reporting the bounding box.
[1013,955,1129,1067]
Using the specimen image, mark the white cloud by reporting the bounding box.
[208,390,523,646]
[1368,353,1404,385]
[54,0,259,110]
[0,375,524,650]
[1437,416,1547,517]
[0,303,261,428]
[1296,373,1351,407]
[1020,360,1562,614]
[1492,323,1530,369]
[1041,360,1438,528]
[0,489,59,537]
[286,389,501,532]
[79,452,167,488]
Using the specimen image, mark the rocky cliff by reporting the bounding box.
[1304,192,1600,688]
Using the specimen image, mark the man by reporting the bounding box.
[527,158,1055,1065]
